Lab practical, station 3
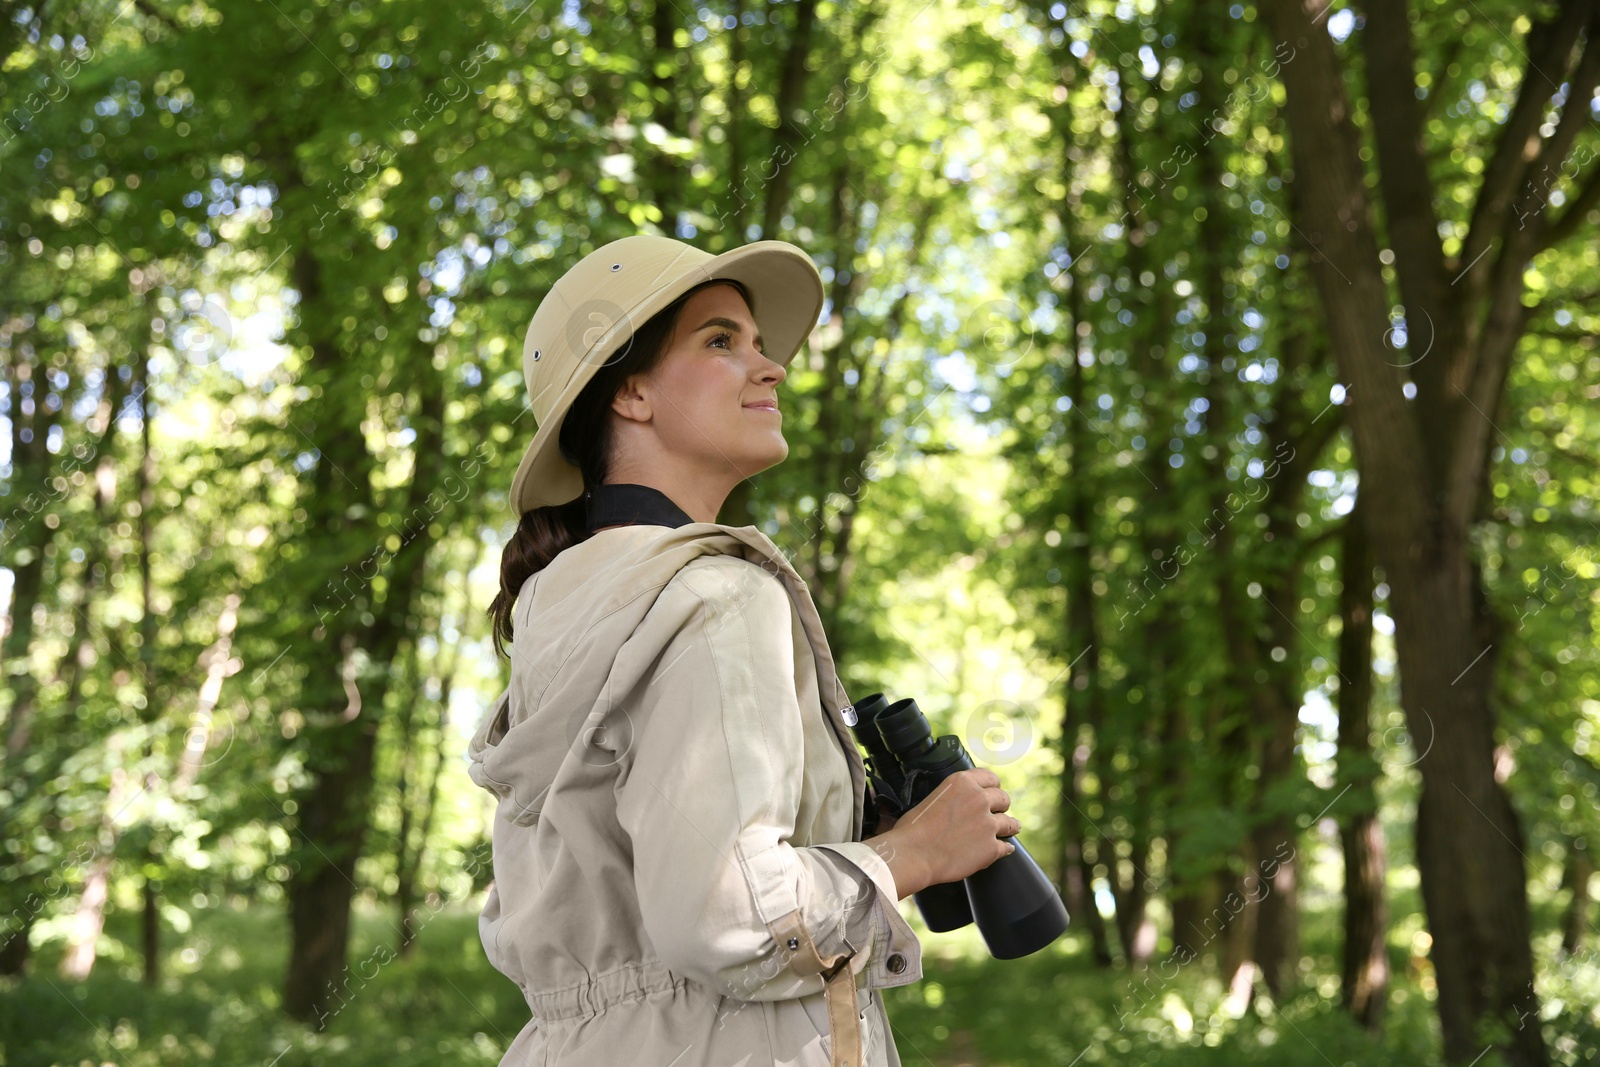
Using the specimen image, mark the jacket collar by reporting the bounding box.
[585,483,696,533]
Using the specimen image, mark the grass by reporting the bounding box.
[0,888,1591,1067]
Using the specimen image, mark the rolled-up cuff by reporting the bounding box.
[812,842,923,989]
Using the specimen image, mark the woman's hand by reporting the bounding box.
[866,768,1018,901]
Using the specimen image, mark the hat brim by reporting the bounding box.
[507,240,825,515]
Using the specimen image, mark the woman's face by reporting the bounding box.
[611,283,789,487]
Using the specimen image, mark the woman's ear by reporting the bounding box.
[611,375,653,424]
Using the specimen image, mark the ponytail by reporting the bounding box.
[488,275,755,660]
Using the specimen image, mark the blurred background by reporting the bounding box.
[1,0,1597,1064]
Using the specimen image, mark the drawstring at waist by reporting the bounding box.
[523,959,694,1023]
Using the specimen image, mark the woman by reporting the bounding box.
[468,235,1019,1067]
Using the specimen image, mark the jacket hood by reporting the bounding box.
[467,522,858,830]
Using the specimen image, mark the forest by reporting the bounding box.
[1,0,1598,1064]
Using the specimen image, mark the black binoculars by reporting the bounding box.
[846,692,1069,960]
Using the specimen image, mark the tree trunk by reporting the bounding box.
[1405,566,1538,1063]
[0,916,32,975]
[276,188,381,1022]
[136,313,161,989]
[397,623,461,958]
[1112,834,1156,966]
[759,0,819,239]
[1051,787,1097,958]
[1339,496,1388,1031]
[142,877,161,987]
[177,594,242,791]
[0,349,56,765]
[1051,55,1115,967]
[47,427,124,982]
[1218,851,1261,1015]
[1250,814,1300,1000]
[1063,340,1116,972]
[1257,1,1567,1059]
[1,316,127,976]
[1059,716,1113,967]
[393,639,424,955]
[1192,6,1331,1001]
[820,193,933,627]
[724,0,747,236]
[59,762,135,980]
[1560,837,1592,957]
[800,146,932,636]
[58,849,112,981]
[1,504,54,763]
[1168,873,1215,963]
[279,218,449,1019]
[647,0,684,229]
[1106,64,1167,970]
[1187,6,1269,992]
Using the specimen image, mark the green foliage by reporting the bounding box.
[0,894,1444,1067]
[19,870,1598,1065]
[2,0,1598,1060]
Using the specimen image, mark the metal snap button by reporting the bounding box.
[886,953,906,974]
[787,937,799,951]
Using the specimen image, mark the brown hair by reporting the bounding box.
[488,277,754,659]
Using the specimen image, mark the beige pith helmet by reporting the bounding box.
[507,234,826,514]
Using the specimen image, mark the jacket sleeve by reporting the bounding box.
[613,555,923,1002]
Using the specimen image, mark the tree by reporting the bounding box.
[1257,0,1600,1060]
[1338,493,1388,1031]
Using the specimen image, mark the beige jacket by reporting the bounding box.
[467,522,924,1067]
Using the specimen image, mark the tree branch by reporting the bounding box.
[1444,274,1536,534]
[1537,158,1600,252]
[132,0,183,34]
[1456,0,1590,290]
[1419,32,1469,126]
[1509,1,1600,247]
[1361,0,1447,315]
[1257,0,1433,556]
[1444,1,1600,531]
[759,0,820,239]
[1528,327,1600,341]
[1361,0,1455,434]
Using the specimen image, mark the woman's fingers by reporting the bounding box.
[902,769,1026,883]
[969,767,1001,789]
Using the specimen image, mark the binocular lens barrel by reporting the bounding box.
[876,698,937,755]
[845,692,1070,959]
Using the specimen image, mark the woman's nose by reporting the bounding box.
[754,355,784,385]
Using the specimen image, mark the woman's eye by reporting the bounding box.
[710,332,732,350]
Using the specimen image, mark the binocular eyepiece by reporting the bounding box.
[845,693,1070,960]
